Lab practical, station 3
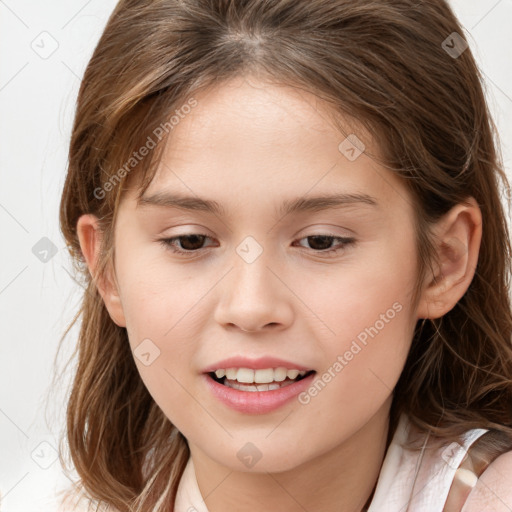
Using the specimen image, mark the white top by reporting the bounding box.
[174,413,489,512]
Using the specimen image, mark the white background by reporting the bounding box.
[1,1,511,510]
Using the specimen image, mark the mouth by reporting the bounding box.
[207,367,316,392]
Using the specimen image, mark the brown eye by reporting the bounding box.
[303,235,335,251]
[294,235,355,255]
[159,233,215,255]
[175,234,207,251]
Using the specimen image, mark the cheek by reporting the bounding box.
[293,294,413,450]
[114,250,206,392]
[302,237,416,344]
[116,245,203,341]
[121,277,203,378]
[295,239,417,403]
[117,266,203,428]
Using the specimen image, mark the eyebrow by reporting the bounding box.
[137,191,379,217]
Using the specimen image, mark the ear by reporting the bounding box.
[76,214,126,328]
[416,197,482,320]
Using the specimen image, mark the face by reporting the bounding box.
[101,75,422,472]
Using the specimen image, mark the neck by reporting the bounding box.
[190,398,393,512]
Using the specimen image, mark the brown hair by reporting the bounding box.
[58,0,512,510]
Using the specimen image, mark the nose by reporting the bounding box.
[213,246,294,334]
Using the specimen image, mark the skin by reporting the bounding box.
[77,75,483,512]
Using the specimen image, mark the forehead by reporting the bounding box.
[122,75,412,216]
[164,75,361,154]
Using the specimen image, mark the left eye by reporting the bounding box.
[159,234,355,256]
[292,234,356,254]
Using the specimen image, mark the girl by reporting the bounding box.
[57,1,512,511]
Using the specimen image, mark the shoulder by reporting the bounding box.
[462,449,512,511]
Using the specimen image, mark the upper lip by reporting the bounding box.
[202,356,314,373]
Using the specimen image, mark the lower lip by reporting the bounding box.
[203,372,316,414]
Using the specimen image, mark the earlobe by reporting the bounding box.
[76,214,127,328]
[416,197,482,320]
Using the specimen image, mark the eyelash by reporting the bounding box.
[158,233,356,257]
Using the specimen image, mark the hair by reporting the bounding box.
[57,0,512,510]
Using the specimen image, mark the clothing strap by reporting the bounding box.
[443,429,512,512]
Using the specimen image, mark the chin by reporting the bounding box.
[211,443,313,474]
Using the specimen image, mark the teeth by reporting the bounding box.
[224,380,296,392]
[213,367,308,384]
[225,368,237,379]
[274,367,287,382]
[287,369,300,379]
[254,368,274,383]
[237,368,255,383]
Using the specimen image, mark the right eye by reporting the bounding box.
[159,233,217,256]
